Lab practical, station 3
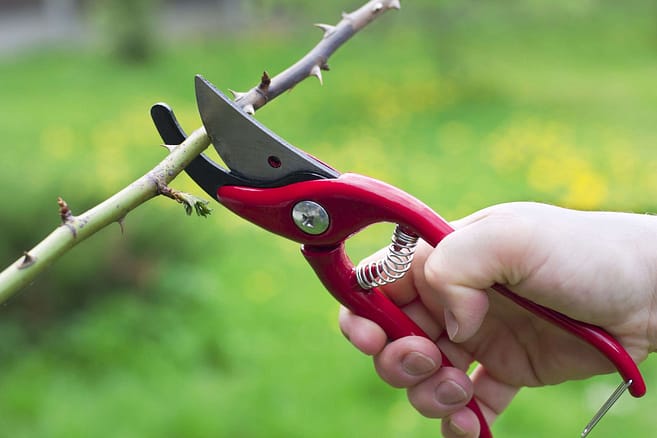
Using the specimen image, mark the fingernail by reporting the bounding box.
[401,352,436,376]
[436,379,468,406]
[445,310,459,340]
[448,418,468,436]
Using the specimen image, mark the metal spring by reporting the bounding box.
[356,225,419,290]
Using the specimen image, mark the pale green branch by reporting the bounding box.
[230,0,401,114]
[0,0,401,304]
[0,128,210,303]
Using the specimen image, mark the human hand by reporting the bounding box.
[340,202,657,437]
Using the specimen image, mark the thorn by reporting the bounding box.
[228,89,247,101]
[161,144,177,153]
[314,23,336,36]
[18,252,37,270]
[388,0,401,10]
[117,216,126,234]
[57,197,73,223]
[258,71,271,92]
[310,65,323,85]
[242,104,255,115]
[372,1,384,12]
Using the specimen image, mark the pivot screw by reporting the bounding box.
[292,201,330,235]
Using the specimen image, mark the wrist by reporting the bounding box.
[595,210,657,356]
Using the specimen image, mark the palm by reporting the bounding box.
[344,204,657,434]
[414,205,656,389]
[453,291,619,389]
[430,284,648,387]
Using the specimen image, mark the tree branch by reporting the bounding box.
[0,0,400,303]
[230,0,400,114]
[0,128,210,303]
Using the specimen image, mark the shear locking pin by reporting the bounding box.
[292,201,330,235]
[581,379,632,437]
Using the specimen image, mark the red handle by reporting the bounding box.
[217,172,646,436]
[490,284,645,397]
[302,243,493,438]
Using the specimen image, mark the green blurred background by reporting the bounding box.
[1,0,656,436]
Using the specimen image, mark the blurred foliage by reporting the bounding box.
[1,0,657,437]
[90,0,160,62]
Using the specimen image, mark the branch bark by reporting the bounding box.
[0,128,210,303]
[231,0,401,114]
[0,0,400,303]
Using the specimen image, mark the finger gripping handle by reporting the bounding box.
[302,243,493,438]
[218,172,645,434]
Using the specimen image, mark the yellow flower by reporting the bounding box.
[562,169,608,209]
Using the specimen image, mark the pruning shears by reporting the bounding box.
[150,75,646,438]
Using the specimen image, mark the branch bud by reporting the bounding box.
[176,192,212,217]
[57,197,73,224]
[158,184,212,217]
[258,71,271,93]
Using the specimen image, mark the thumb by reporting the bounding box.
[423,205,535,342]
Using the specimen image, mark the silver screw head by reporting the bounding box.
[292,201,330,235]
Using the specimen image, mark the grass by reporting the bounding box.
[1,1,657,437]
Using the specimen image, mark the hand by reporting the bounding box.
[340,202,657,437]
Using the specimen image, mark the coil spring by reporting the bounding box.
[356,225,419,290]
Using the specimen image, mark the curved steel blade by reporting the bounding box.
[195,75,339,183]
[150,102,246,198]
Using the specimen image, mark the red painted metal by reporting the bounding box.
[217,173,454,247]
[301,243,493,438]
[217,172,646,436]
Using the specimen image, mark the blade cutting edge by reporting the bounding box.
[195,75,338,183]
